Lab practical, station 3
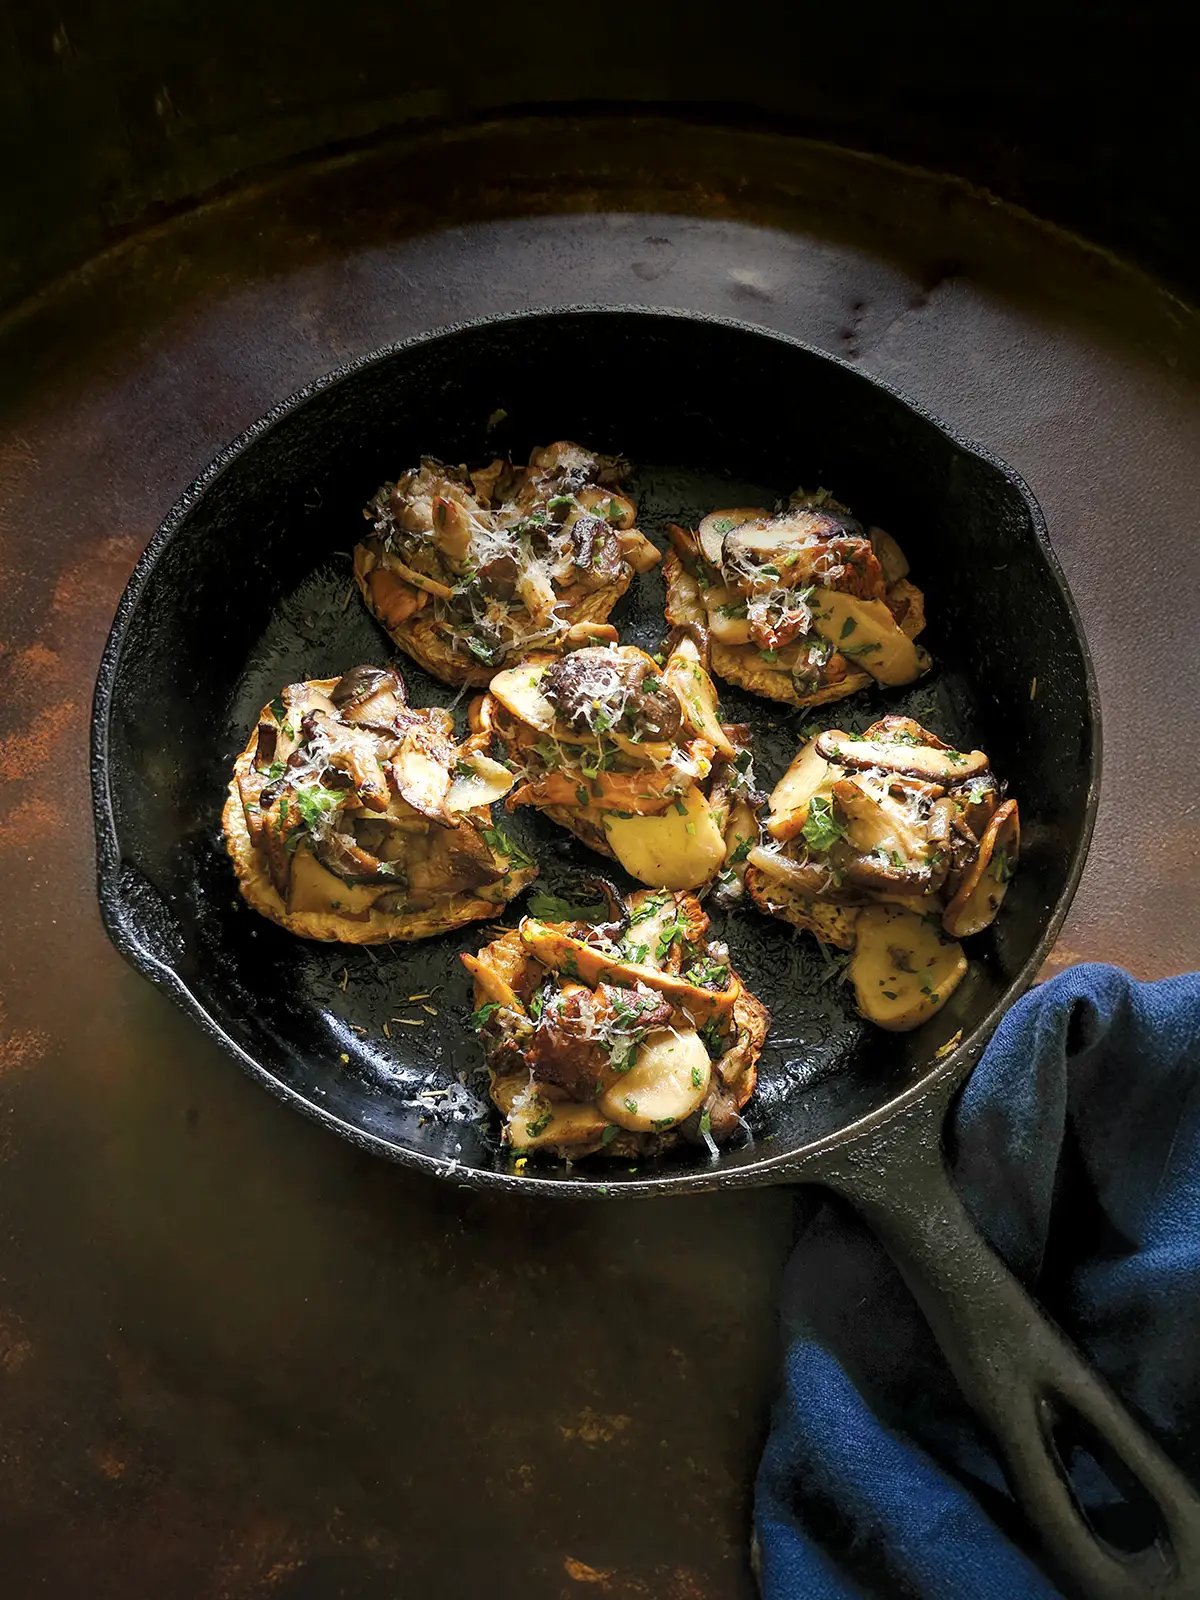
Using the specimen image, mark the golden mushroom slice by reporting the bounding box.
[765,734,834,841]
[942,799,1021,937]
[598,1029,712,1132]
[808,591,929,687]
[462,888,769,1161]
[603,787,727,892]
[850,905,968,1030]
[815,730,989,783]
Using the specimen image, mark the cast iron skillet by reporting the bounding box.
[92,308,1200,1597]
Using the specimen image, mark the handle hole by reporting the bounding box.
[1049,1410,1170,1560]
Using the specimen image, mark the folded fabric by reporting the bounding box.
[755,963,1200,1599]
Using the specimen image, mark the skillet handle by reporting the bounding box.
[816,1085,1200,1600]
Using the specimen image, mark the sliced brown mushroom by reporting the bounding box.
[252,721,278,771]
[942,799,1020,938]
[864,714,950,750]
[518,918,740,1021]
[562,621,620,651]
[832,776,926,862]
[697,507,767,566]
[331,664,408,729]
[390,725,455,825]
[444,753,515,813]
[615,527,662,572]
[722,507,861,572]
[816,730,989,783]
[431,494,476,566]
[849,905,968,1030]
[286,849,384,918]
[297,711,391,810]
[663,637,735,757]
[744,844,839,899]
[312,827,397,885]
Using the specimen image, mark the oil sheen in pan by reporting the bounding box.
[203,460,989,1165]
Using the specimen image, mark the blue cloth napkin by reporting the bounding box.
[755,963,1200,1599]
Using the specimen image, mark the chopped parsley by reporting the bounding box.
[759,649,779,663]
[525,1111,553,1139]
[628,895,669,924]
[967,784,988,805]
[729,838,753,864]
[683,957,730,991]
[600,1124,620,1145]
[652,1116,677,1131]
[471,1001,501,1029]
[480,823,533,867]
[655,914,690,960]
[269,695,287,723]
[547,493,574,512]
[527,888,608,923]
[800,794,845,852]
[840,616,857,639]
[840,640,881,658]
[623,1096,639,1115]
[576,784,591,810]
[691,1064,704,1089]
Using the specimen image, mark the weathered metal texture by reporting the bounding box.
[2,118,1200,1597]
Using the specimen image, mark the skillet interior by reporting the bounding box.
[94,308,1097,1190]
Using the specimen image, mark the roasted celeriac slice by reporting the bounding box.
[222,665,536,942]
[746,714,1018,1031]
[354,441,661,686]
[462,885,769,1160]
[663,489,930,708]
[475,637,763,891]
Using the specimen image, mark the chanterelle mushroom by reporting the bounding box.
[663,483,930,708]
[745,715,1019,1031]
[222,665,537,942]
[353,441,661,687]
[475,638,763,891]
[462,888,770,1160]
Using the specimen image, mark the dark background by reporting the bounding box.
[2,7,1199,1598]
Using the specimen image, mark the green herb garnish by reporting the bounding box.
[800,794,845,852]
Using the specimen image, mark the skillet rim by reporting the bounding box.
[89,303,1103,1198]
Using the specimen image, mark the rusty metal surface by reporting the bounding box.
[1,117,1199,1598]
